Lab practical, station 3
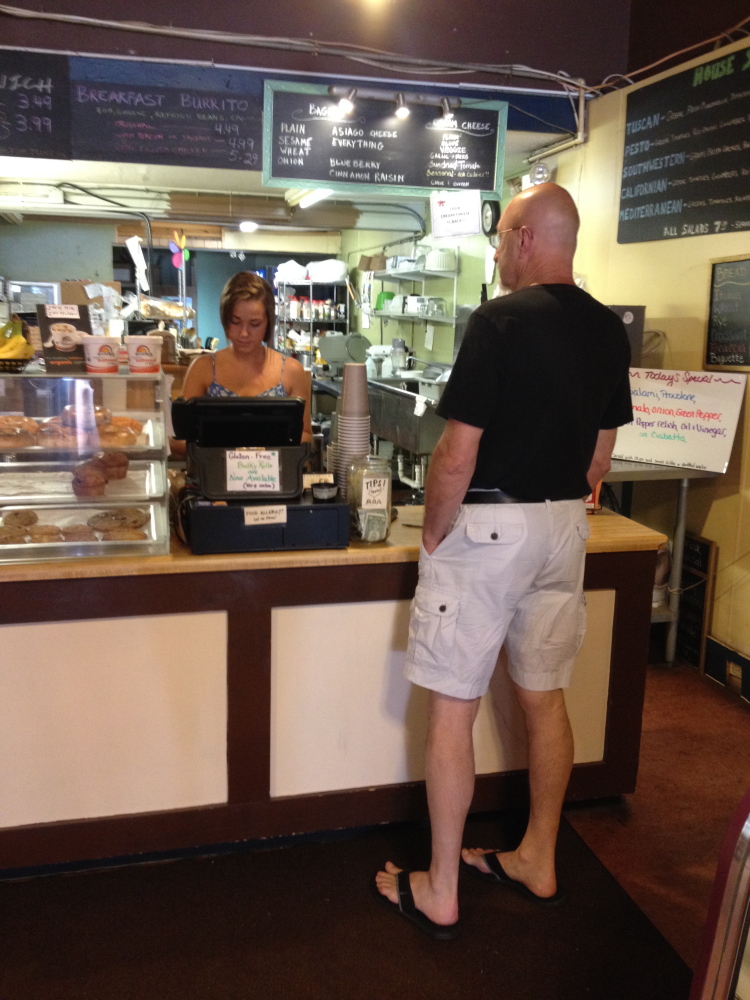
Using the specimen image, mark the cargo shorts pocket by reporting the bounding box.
[575,592,588,654]
[408,585,460,670]
[465,522,524,544]
[576,521,591,541]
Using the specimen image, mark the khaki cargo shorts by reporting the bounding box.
[405,500,590,699]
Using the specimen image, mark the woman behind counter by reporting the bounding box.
[171,272,312,456]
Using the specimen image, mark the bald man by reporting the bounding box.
[374,183,633,939]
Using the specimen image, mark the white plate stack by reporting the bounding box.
[331,363,370,499]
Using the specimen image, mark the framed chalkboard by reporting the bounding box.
[706,257,750,370]
[618,41,750,244]
[68,57,263,171]
[262,81,506,197]
[0,50,70,159]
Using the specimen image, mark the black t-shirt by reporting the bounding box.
[436,284,633,500]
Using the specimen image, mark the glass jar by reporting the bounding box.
[347,455,392,543]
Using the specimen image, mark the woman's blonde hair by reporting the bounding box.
[219,272,275,343]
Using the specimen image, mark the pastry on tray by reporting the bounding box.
[92,426,138,449]
[72,461,108,498]
[3,509,38,529]
[61,404,112,429]
[87,507,149,531]
[0,415,39,434]
[0,526,27,544]
[28,524,63,542]
[110,415,143,434]
[0,427,35,449]
[62,525,98,542]
[100,528,148,541]
[36,423,81,449]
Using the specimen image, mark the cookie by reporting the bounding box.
[0,526,27,544]
[101,528,148,541]
[28,524,63,542]
[3,509,38,529]
[88,507,149,531]
[62,525,98,542]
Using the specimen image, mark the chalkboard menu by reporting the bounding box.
[618,42,750,244]
[706,257,750,370]
[69,58,263,170]
[263,83,504,195]
[0,50,70,159]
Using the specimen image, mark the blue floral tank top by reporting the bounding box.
[206,348,288,398]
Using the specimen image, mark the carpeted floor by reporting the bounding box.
[0,813,690,1000]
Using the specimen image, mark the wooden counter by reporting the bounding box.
[0,509,665,872]
[0,507,664,583]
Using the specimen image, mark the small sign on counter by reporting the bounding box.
[37,303,90,372]
[243,505,287,526]
[226,450,280,492]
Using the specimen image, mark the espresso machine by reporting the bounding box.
[172,396,348,554]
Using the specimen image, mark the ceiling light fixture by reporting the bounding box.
[339,88,357,113]
[239,220,259,232]
[327,85,461,115]
[394,93,410,119]
[440,97,455,120]
[298,188,334,209]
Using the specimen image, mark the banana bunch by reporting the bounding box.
[0,320,35,360]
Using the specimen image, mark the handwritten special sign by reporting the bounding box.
[226,450,280,492]
[612,367,747,473]
[362,475,390,509]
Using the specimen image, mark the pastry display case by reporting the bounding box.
[0,371,169,562]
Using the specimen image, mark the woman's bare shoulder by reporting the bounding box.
[182,352,214,397]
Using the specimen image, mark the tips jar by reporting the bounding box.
[347,455,392,543]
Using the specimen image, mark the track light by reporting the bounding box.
[394,93,410,119]
[440,97,454,120]
[239,220,259,232]
[298,188,334,209]
[339,88,357,113]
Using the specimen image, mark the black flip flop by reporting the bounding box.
[460,852,568,907]
[370,871,461,940]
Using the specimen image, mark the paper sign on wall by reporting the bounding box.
[612,368,747,473]
[226,450,280,492]
[430,190,481,239]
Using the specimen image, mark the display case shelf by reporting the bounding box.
[0,372,170,561]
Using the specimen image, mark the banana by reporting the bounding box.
[0,335,29,358]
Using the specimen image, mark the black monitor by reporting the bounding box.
[172,396,305,448]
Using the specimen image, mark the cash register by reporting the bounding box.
[172,396,349,555]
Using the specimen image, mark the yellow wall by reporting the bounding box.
[339,225,489,362]
[553,37,750,657]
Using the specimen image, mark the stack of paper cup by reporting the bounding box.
[332,363,370,499]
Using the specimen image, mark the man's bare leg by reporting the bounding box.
[462,684,573,898]
[376,690,480,925]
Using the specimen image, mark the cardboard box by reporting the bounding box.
[59,281,122,307]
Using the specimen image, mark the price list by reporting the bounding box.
[71,80,262,170]
[706,258,750,369]
[266,87,502,193]
[0,51,70,159]
[618,42,750,244]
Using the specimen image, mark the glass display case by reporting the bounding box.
[0,371,169,562]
